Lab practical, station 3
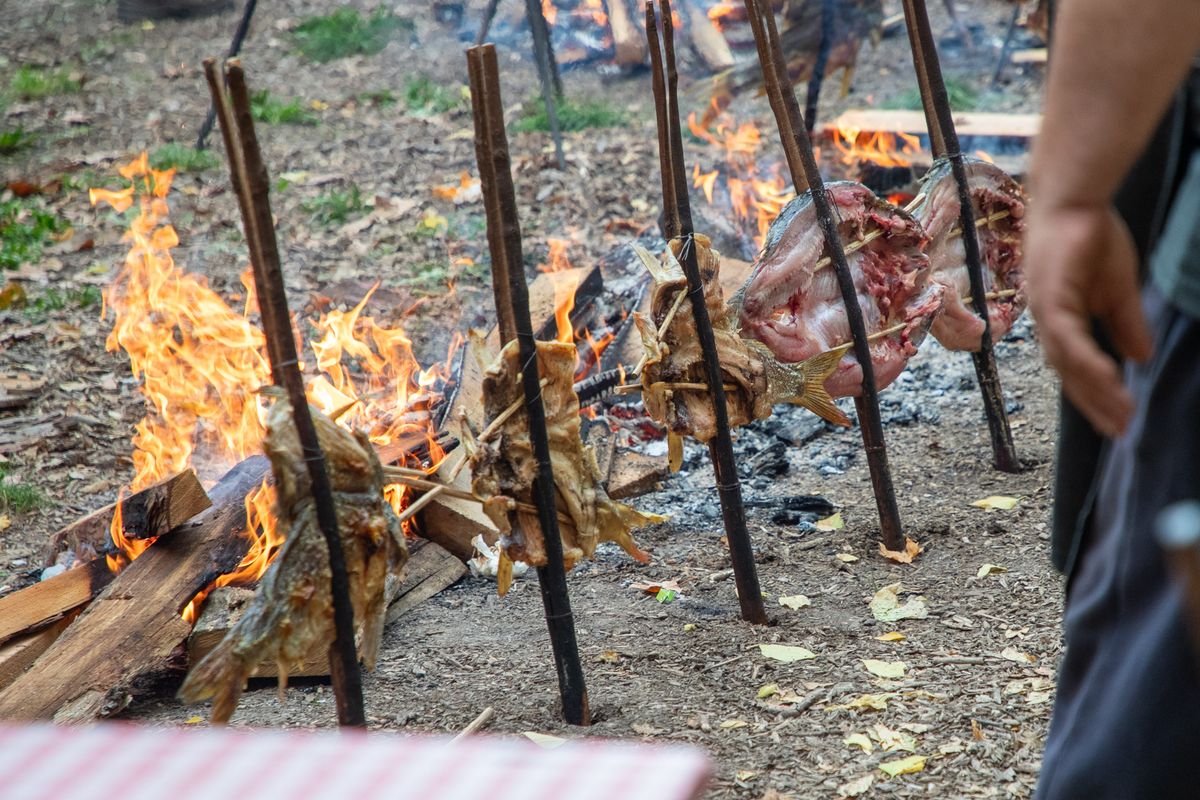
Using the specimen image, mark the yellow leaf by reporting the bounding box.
[870,723,917,752]
[0,514,9,531]
[1000,646,1037,664]
[977,563,1007,577]
[523,731,567,748]
[868,583,929,622]
[759,644,817,663]
[971,495,1019,511]
[826,692,896,712]
[421,209,448,230]
[838,773,874,797]
[184,716,203,724]
[683,623,696,632]
[598,650,620,663]
[844,732,873,753]
[735,770,757,782]
[720,719,748,729]
[863,659,907,679]
[758,683,780,699]
[878,754,927,777]
[778,594,811,610]
[879,537,922,564]
[876,631,906,642]
[816,512,844,531]
[835,553,859,563]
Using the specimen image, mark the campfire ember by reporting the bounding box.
[178,395,406,724]
[912,157,1028,351]
[735,182,944,398]
[469,339,658,595]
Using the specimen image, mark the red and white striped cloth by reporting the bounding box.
[0,723,710,800]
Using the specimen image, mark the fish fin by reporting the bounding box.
[795,344,853,427]
[668,433,683,473]
[496,550,513,596]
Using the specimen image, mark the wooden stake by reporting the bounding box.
[467,43,590,726]
[524,0,566,169]
[900,0,1020,473]
[648,0,767,625]
[213,60,366,728]
[196,0,259,150]
[744,0,905,551]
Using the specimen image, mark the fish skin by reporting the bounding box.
[177,397,406,724]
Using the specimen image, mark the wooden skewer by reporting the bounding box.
[478,378,551,445]
[449,707,496,744]
[810,209,1011,274]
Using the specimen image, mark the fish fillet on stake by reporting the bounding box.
[178,396,407,723]
[912,158,1028,351]
[470,339,661,594]
[735,182,944,398]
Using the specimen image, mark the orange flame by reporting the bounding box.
[831,125,922,168]
[93,155,455,621]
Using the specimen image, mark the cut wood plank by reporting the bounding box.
[607,450,668,500]
[605,0,646,66]
[826,109,1041,140]
[186,540,466,678]
[0,456,270,723]
[0,558,112,646]
[0,616,77,691]
[42,469,211,566]
[681,0,734,70]
[415,449,499,561]
[1011,48,1047,65]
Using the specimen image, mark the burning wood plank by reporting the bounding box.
[0,457,269,722]
[826,109,1041,141]
[0,559,113,647]
[42,469,210,566]
[604,0,647,65]
[0,617,77,692]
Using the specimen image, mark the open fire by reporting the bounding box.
[90,154,456,621]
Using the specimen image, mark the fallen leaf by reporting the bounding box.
[598,650,620,663]
[523,732,567,748]
[655,587,677,603]
[863,659,907,679]
[977,563,1008,577]
[869,583,929,622]
[971,495,1019,511]
[0,282,27,310]
[184,716,203,724]
[778,594,811,610]
[1028,691,1053,705]
[757,683,780,699]
[878,754,927,777]
[938,737,966,755]
[826,692,896,712]
[0,515,9,531]
[844,732,873,753]
[835,552,859,563]
[631,722,663,736]
[870,723,917,752]
[734,770,757,782]
[1000,646,1037,664]
[719,719,748,729]
[631,579,681,595]
[683,623,696,632]
[838,773,874,797]
[759,644,817,663]
[816,511,844,531]
[970,719,985,740]
[879,537,922,564]
[876,631,906,642]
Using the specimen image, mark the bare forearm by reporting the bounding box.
[1030,0,1200,209]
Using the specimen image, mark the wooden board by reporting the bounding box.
[0,616,77,691]
[0,558,112,646]
[1011,48,1048,65]
[682,0,734,70]
[605,0,646,65]
[826,109,1042,140]
[416,449,499,562]
[42,469,211,566]
[0,457,269,722]
[607,451,668,500]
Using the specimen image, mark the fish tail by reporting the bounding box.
[177,639,252,725]
[795,345,853,427]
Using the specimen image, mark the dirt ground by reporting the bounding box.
[1,0,1056,796]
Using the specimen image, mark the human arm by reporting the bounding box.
[1025,0,1200,437]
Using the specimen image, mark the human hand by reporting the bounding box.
[1025,204,1153,438]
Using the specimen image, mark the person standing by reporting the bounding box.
[1025,0,1200,795]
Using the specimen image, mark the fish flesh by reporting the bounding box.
[634,235,851,444]
[912,158,1027,351]
[735,182,944,398]
[470,338,660,594]
[178,395,406,723]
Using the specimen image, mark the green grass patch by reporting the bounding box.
[884,77,979,112]
[0,127,34,156]
[0,464,46,514]
[402,77,464,116]
[513,96,629,133]
[251,90,318,125]
[149,143,220,173]
[0,198,68,272]
[8,66,80,100]
[302,185,366,226]
[292,8,413,63]
[23,285,102,319]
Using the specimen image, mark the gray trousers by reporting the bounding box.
[1038,288,1200,799]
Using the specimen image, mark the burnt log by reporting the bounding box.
[0,457,270,723]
